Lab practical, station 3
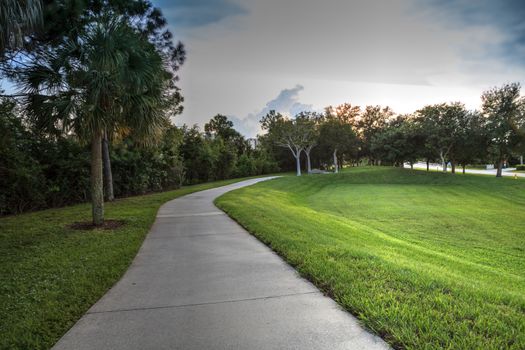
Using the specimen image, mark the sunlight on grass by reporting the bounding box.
[216,167,525,350]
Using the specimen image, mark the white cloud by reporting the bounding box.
[228,84,313,137]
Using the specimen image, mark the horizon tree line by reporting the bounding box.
[260,82,525,177]
[1,1,524,225]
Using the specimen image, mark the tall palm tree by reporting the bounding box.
[20,16,172,225]
[0,0,42,54]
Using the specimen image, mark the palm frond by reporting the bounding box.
[0,0,42,53]
[21,13,176,143]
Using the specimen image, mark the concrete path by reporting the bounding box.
[53,177,389,350]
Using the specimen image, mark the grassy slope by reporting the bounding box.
[0,177,262,350]
[216,167,525,350]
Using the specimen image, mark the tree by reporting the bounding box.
[2,0,185,91]
[482,83,525,177]
[20,16,172,225]
[211,138,237,180]
[402,115,426,169]
[417,103,465,173]
[325,103,362,165]
[102,131,114,201]
[256,131,293,172]
[454,111,488,174]
[205,114,239,140]
[180,125,214,183]
[261,110,313,176]
[319,115,356,173]
[295,111,321,173]
[413,115,437,171]
[325,103,361,124]
[359,105,393,164]
[2,1,185,204]
[204,113,249,157]
[371,116,419,167]
[0,0,42,54]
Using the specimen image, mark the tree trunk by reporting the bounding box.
[102,131,114,201]
[333,149,338,173]
[496,159,503,177]
[440,151,447,172]
[91,130,104,225]
[462,164,466,174]
[295,156,302,176]
[306,150,312,174]
[426,159,429,171]
[451,160,456,174]
[295,149,302,176]
[410,162,414,170]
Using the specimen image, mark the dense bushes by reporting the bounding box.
[0,102,278,216]
[516,165,525,171]
[0,101,90,214]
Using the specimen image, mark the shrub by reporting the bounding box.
[0,106,276,216]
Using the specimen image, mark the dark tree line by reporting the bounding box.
[0,106,277,216]
[0,1,278,219]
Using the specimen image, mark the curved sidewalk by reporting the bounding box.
[53,177,390,350]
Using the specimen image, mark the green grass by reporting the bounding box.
[216,167,525,350]
[0,176,264,350]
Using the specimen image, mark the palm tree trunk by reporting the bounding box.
[91,130,104,225]
[102,131,114,201]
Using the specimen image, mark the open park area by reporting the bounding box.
[2,167,523,349]
[217,167,525,349]
[2,1,525,349]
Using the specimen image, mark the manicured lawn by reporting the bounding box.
[216,167,525,350]
[0,177,262,350]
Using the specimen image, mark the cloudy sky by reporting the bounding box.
[154,0,525,137]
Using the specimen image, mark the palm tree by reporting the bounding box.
[20,16,172,225]
[0,0,42,54]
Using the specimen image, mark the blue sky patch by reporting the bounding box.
[153,0,247,28]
